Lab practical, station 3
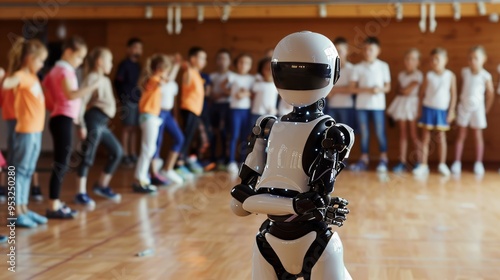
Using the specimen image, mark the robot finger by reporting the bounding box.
[331,196,349,207]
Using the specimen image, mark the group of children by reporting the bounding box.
[0,34,498,235]
[333,36,497,177]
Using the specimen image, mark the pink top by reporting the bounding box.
[43,60,81,120]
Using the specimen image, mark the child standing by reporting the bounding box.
[450,46,494,176]
[413,48,457,177]
[349,37,391,172]
[327,37,356,129]
[3,38,48,227]
[175,47,207,180]
[227,53,255,175]
[387,48,424,172]
[250,57,277,126]
[43,36,100,218]
[75,48,123,206]
[209,49,233,169]
[133,54,171,193]
[115,38,143,166]
[151,55,184,185]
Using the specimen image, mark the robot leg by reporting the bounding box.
[252,241,279,280]
[310,231,352,280]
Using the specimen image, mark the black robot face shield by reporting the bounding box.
[271,58,340,91]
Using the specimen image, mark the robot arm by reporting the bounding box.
[230,115,277,216]
[308,122,355,196]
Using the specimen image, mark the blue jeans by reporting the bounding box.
[13,132,41,205]
[229,109,251,163]
[6,119,16,165]
[328,108,356,131]
[155,110,185,157]
[356,110,387,155]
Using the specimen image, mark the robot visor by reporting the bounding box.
[272,62,331,90]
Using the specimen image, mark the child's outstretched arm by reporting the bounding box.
[447,73,458,123]
[485,78,495,113]
[62,76,99,100]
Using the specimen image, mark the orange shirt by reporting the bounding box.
[139,75,162,116]
[14,71,46,133]
[181,68,204,116]
[1,88,16,120]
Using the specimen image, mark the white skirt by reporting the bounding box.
[387,96,419,121]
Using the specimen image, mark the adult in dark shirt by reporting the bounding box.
[114,38,143,166]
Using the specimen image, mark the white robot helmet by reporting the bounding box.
[271,31,340,107]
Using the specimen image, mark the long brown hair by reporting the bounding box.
[8,37,47,75]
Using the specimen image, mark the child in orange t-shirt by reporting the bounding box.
[2,38,48,228]
[175,47,207,180]
[133,54,172,193]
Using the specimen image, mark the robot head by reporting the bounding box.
[271,31,340,107]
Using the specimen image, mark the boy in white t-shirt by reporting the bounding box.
[251,57,278,125]
[349,37,391,172]
[327,37,356,130]
[413,48,457,177]
[450,46,494,176]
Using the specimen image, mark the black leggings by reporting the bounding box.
[49,115,74,200]
[180,109,200,161]
[77,108,123,178]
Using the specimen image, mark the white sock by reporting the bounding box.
[78,177,87,194]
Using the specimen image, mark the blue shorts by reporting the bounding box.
[418,106,449,131]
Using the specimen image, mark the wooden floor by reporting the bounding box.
[1,160,500,280]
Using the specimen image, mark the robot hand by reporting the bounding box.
[292,191,326,218]
[325,196,349,227]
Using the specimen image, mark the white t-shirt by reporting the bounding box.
[160,80,178,110]
[398,70,423,97]
[328,61,354,108]
[209,71,234,103]
[229,74,255,109]
[351,59,391,110]
[251,81,278,115]
[460,67,491,111]
[423,69,454,110]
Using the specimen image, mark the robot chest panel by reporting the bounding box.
[258,118,325,193]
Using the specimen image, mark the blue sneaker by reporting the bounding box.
[46,204,77,219]
[16,214,37,228]
[150,174,170,186]
[175,166,195,181]
[93,185,121,202]
[187,158,204,175]
[392,162,407,173]
[0,235,7,243]
[132,182,157,193]
[75,193,96,207]
[349,160,368,172]
[26,210,48,225]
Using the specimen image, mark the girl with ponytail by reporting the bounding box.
[74,47,123,208]
[2,37,48,228]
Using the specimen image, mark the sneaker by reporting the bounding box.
[16,214,38,228]
[46,204,78,219]
[473,162,485,176]
[175,166,195,181]
[438,163,451,176]
[132,182,157,193]
[376,160,388,173]
[150,174,170,186]
[412,164,430,177]
[450,161,461,175]
[0,235,7,243]
[227,162,239,175]
[74,193,96,207]
[30,186,43,202]
[26,210,48,225]
[204,162,217,172]
[187,157,204,175]
[392,162,407,173]
[349,160,368,172]
[121,156,133,167]
[161,169,184,185]
[93,185,122,202]
[0,186,6,203]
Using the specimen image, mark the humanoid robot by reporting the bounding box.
[230,31,355,280]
